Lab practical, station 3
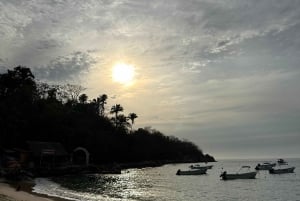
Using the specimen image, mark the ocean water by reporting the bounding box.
[32,159,300,201]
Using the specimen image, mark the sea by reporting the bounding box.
[32,158,300,201]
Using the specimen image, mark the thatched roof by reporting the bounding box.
[27,141,68,156]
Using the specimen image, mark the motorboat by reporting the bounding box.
[220,166,257,180]
[255,162,276,170]
[176,168,207,175]
[189,164,213,170]
[277,159,288,164]
[269,166,295,174]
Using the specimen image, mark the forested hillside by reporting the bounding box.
[0,66,215,164]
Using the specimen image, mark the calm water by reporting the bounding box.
[33,159,300,201]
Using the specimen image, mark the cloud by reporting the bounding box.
[1,0,300,158]
[36,39,64,50]
[33,51,96,82]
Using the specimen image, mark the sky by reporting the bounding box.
[1,0,300,159]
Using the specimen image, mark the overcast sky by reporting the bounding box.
[1,0,300,159]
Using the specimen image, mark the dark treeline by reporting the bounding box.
[0,66,215,164]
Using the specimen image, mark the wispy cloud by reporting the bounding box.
[33,51,96,82]
[1,0,300,158]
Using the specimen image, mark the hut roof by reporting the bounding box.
[27,141,68,156]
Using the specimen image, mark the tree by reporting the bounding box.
[128,113,138,132]
[36,82,50,99]
[91,94,107,116]
[58,84,86,103]
[79,94,88,104]
[0,66,38,147]
[47,88,58,100]
[110,104,124,127]
[98,94,107,116]
[110,104,124,118]
[115,114,130,130]
[0,66,37,100]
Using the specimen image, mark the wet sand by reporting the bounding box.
[0,181,69,201]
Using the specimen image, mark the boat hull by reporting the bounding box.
[190,165,213,170]
[220,172,257,180]
[269,167,295,174]
[176,168,207,175]
[277,159,287,165]
[255,163,276,170]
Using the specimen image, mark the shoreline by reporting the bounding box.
[0,180,70,201]
[0,162,173,201]
[0,160,216,201]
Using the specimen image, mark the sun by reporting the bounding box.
[112,62,135,84]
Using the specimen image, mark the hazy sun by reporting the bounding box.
[112,63,135,84]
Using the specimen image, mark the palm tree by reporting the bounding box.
[98,94,107,116]
[91,94,108,116]
[116,114,130,130]
[110,104,124,126]
[128,113,138,132]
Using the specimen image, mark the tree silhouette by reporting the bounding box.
[0,66,37,146]
[98,94,107,116]
[0,66,36,100]
[116,114,130,130]
[37,82,50,99]
[110,104,124,127]
[58,84,86,103]
[91,94,107,116]
[79,94,88,104]
[128,113,138,132]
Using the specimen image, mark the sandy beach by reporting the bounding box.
[0,180,71,201]
[0,182,54,201]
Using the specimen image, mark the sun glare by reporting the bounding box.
[112,63,135,85]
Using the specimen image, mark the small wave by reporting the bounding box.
[33,177,120,201]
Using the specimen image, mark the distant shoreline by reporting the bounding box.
[217,157,300,161]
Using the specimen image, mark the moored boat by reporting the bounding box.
[255,162,276,170]
[269,166,295,174]
[277,159,288,165]
[220,166,257,180]
[176,168,207,175]
[189,164,213,170]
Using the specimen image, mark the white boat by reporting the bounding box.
[269,166,295,174]
[220,166,257,180]
[277,159,288,165]
[189,164,213,170]
[255,162,276,170]
[176,168,207,175]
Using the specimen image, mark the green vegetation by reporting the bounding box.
[0,66,215,164]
